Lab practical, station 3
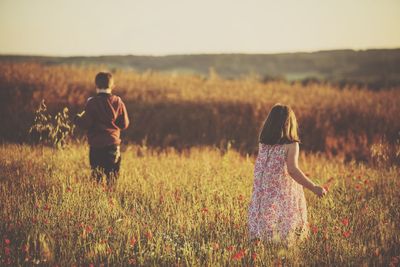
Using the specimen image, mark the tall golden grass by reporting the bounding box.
[0,62,399,162]
[0,144,399,265]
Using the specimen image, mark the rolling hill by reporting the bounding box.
[1,49,400,89]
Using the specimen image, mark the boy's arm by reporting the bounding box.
[115,100,130,130]
[74,100,93,129]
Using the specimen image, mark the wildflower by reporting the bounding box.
[354,184,362,191]
[374,248,380,256]
[130,237,136,248]
[342,230,351,238]
[4,247,11,255]
[43,204,51,211]
[145,230,153,240]
[5,258,12,265]
[274,258,283,267]
[21,244,28,253]
[66,186,72,192]
[86,225,93,234]
[227,245,234,252]
[108,197,114,207]
[390,256,399,265]
[212,242,219,250]
[238,195,245,202]
[311,225,318,234]
[107,227,113,234]
[89,264,94,267]
[253,239,261,246]
[4,239,10,245]
[322,177,334,191]
[252,252,257,260]
[232,249,245,260]
[325,244,331,253]
[164,244,172,253]
[341,218,349,226]
[201,207,208,213]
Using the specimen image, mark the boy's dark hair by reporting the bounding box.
[95,72,113,89]
[259,103,300,145]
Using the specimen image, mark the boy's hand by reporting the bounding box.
[76,111,85,118]
[74,111,85,124]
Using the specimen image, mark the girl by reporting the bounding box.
[248,104,326,244]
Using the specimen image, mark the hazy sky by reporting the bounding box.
[0,0,399,56]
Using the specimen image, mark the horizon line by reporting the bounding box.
[1,46,400,58]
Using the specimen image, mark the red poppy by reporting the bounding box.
[108,198,114,207]
[311,225,318,234]
[130,237,136,247]
[107,227,113,234]
[212,243,219,250]
[86,225,93,233]
[354,184,362,191]
[390,256,399,264]
[341,218,349,226]
[227,245,234,252]
[232,249,245,260]
[374,248,380,256]
[4,239,10,245]
[252,252,257,260]
[325,244,331,252]
[21,244,28,253]
[145,230,153,240]
[342,231,351,238]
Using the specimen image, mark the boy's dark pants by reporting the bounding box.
[89,145,121,185]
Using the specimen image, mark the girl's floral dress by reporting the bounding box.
[248,143,308,242]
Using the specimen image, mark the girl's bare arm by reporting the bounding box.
[286,142,326,197]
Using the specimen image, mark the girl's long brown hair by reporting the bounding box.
[259,104,300,145]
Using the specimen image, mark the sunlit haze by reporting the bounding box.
[0,0,399,56]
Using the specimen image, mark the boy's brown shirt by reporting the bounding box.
[75,93,130,147]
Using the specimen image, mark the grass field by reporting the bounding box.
[0,144,399,266]
[1,63,400,162]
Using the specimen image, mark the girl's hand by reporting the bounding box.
[312,185,327,197]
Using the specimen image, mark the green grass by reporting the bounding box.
[0,144,399,266]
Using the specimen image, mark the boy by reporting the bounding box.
[75,72,130,185]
